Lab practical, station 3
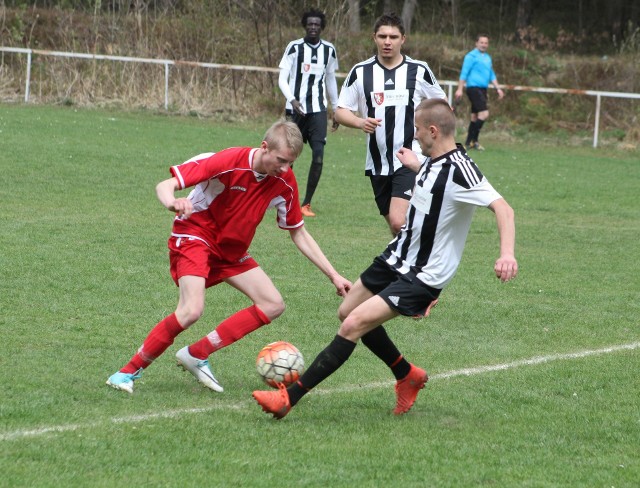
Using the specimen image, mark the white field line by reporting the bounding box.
[1,341,638,442]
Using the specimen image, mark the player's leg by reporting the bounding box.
[106,237,208,393]
[467,88,488,149]
[187,266,281,360]
[301,113,328,215]
[337,278,375,321]
[465,88,477,146]
[177,264,279,393]
[253,295,396,418]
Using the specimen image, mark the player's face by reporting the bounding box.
[304,17,322,43]
[414,119,435,156]
[374,25,405,63]
[257,142,296,176]
[476,36,489,52]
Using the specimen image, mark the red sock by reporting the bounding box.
[121,313,184,373]
[188,305,270,359]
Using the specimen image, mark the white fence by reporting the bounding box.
[2,46,639,148]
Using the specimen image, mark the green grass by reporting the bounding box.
[0,104,638,487]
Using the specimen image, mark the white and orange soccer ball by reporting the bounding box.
[256,341,305,388]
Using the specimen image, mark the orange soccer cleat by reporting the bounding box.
[252,383,291,419]
[301,204,316,217]
[393,364,428,415]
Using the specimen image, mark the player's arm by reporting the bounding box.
[455,79,466,100]
[326,70,340,131]
[288,225,351,297]
[487,198,517,282]
[278,61,304,115]
[335,107,381,134]
[455,55,471,100]
[156,177,193,218]
[491,74,505,99]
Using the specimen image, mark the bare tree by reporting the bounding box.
[515,0,533,42]
[348,0,360,33]
[401,0,418,34]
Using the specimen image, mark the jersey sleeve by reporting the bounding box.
[452,162,502,207]
[271,176,304,230]
[459,52,473,80]
[337,67,361,111]
[416,64,447,101]
[170,152,216,189]
[278,41,296,70]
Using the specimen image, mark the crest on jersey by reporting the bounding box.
[373,92,385,105]
[303,63,311,72]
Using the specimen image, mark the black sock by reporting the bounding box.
[361,326,410,380]
[475,119,485,142]
[287,335,356,406]
[465,122,474,145]
[302,160,323,206]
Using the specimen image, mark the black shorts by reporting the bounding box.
[285,110,327,144]
[466,87,488,113]
[360,256,440,317]
[369,166,417,216]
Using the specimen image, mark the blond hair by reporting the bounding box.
[263,120,304,158]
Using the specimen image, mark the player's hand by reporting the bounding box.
[331,115,339,132]
[494,255,518,282]
[291,100,305,116]
[360,117,382,134]
[171,197,193,219]
[497,88,505,100]
[396,148,421,173]
[333,276,352,297]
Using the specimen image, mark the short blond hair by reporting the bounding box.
[263,120,304,158]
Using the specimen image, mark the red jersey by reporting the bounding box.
[169,147,303,261]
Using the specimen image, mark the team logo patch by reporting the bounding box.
[373,92,385,105]
[303,63,311,72]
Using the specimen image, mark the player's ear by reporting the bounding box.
[260,141,268,151]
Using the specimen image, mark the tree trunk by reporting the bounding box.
[451,0,459,38]
[348,0,360,33]
[515,0,533,42]
[401,0,418,35]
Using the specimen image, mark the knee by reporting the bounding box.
[310,143,324,165]
[337,302,350,322]
[337,315,363,342]
[175,303,204,328]
[257,298,286,321]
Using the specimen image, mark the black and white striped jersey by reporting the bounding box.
[279,38,339,114]
[382,147,502,289]
[338,55,446,176]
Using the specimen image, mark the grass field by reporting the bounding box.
[0,104,638,487]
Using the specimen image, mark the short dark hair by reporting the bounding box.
[373,12,405,36]
[302,8,326,30]
[476,33,489,41]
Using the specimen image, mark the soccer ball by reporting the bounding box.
[256,341,305,388]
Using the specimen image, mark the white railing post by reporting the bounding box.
[164,62,169,110]
[593,93,601,148]
[25,50,32,103]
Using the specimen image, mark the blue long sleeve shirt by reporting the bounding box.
[459,48,496,88]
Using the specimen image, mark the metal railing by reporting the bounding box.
[2,46,639,148]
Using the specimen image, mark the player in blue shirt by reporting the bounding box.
[455,34,504,151]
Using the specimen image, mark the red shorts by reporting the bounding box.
[168,236,258,288]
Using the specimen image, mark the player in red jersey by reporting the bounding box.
[107,120,351,394]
